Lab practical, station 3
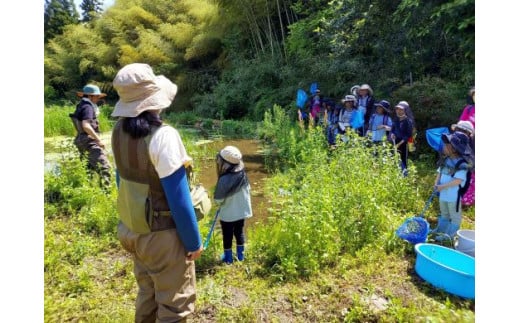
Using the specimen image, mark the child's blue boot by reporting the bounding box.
[431,216,449,234]
[446,223,461,239]
[221,249,233,264]
[432,216,452,242]
[236,245,245,261]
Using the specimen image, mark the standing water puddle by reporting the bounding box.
[45,133,271,223]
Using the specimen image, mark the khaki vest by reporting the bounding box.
[112,120,170,233]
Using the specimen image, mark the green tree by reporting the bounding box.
[79,0,104,22]
[44,0,79,43]
[45,23,114,99]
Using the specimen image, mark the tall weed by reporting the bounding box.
[252,106,421,280]
[44,104,114,137]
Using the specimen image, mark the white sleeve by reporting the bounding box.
[148,126,193,179]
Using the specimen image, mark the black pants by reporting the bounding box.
[396,141,409,170]
[220,219,245,250]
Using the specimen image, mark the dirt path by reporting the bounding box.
[194,139,271,228]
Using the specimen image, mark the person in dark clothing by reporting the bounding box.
[390,101,414,176]
[70,84,112,187]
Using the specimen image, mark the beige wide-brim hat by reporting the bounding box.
[111,63,178,118]
[359,84,373,95]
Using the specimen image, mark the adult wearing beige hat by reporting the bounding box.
[111,63,203,322]
[355,84,375,136]
[70,84,111,188]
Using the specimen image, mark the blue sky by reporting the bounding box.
[73,0,115,14]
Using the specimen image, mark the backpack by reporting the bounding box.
[451,158,472,212]
[190,183,212,221]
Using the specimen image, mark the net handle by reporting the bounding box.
[418,190,437,218]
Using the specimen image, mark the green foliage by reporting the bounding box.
[44,113,475,320]
[45,0,227,108]
[44,105,76,137]
[192,54,313,121]
[44,142,133,321]
[44,0,474,121]
[44,0,79,43]
[44,104,114,137]
[45,23,115,99]
[393,0,474,81]
[252,106,421,280]
[390,77,467,155]
[258,105,306,172]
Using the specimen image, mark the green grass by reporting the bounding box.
[44,104,115,137]
[44,105,475,322]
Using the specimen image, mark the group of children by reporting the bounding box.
[298,84,475,241]
[299,84,416,176]
[217,87,475,264]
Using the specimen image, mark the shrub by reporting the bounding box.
[252,106,420,280]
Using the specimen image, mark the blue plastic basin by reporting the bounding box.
[414,243,475,299]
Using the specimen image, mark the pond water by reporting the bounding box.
[44,133,272,224]
[194,138,271,226]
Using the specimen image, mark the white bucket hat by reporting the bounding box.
[395,100,409,110]
[219,146,242,165]
[111,63,178,117]
[341,94,357,104]
[451,120,474,135]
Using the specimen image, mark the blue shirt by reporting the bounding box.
[437,157,468,202]
[368,114,392,142]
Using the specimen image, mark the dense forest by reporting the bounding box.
[44,0,474,129]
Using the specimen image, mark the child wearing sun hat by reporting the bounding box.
[432,132,472,239]
[366,100,393,144]
[390,101,414,176]
[214,146,253,264]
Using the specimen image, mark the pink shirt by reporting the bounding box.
[459,104,475,128]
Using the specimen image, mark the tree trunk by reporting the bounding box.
[265,0,275,60]
[276,0,287,59]
[243,1,265,55]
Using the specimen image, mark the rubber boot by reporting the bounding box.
[221,249,233,264]
[446,223,461,239]
[433,216,453,242]
[431,216,450,234]
[400,162,408,177]
[236,245,245,261]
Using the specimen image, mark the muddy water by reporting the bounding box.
[45,136,272,224]
[194,139,271,226]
